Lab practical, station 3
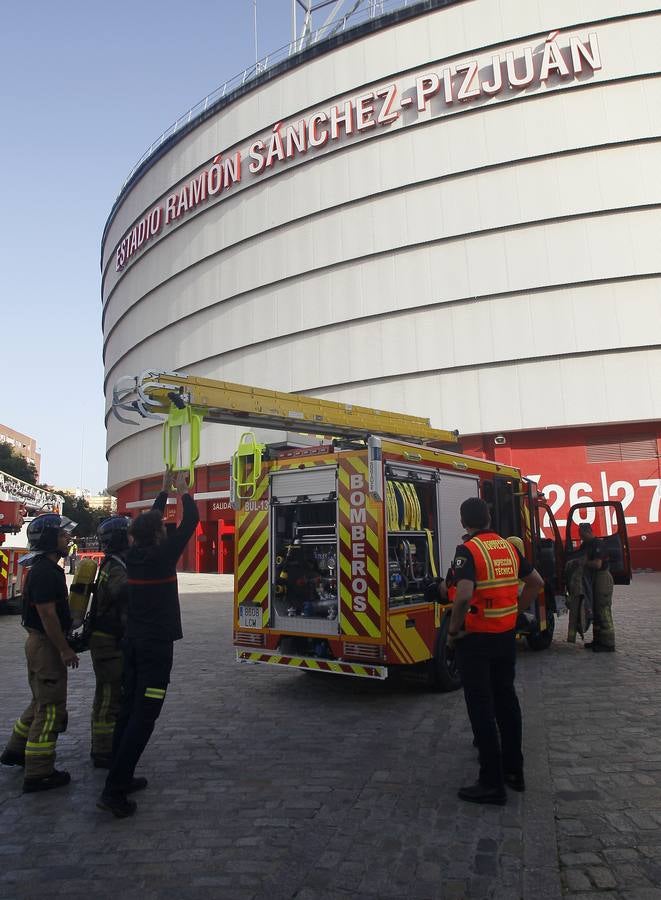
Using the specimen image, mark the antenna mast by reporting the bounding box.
[291,0,381,51]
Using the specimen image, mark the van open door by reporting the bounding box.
[565,501,632,586]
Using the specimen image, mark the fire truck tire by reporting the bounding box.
[426,614,462,693]
[526,605,555,651]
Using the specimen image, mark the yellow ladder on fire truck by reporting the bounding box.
[113,370,459,444]
[112,370,459,492]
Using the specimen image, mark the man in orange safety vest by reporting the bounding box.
[446,497,543,805]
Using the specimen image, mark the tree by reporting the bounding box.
[0,443,38,484]
[61,492,106,538]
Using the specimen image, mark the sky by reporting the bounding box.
[0,1,293,493]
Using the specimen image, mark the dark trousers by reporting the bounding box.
[454,630,523,789]
[105,637,173,795]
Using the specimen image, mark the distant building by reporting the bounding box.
[0,424,41,480]
[87,494,117,514]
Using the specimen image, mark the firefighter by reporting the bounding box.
[97,469,199,818]
[447,497,543,805]
[89,516,131,768]
[68,539,79,575]
[0,515,79,792]
[565,556,592,644]
[577,523,615,652]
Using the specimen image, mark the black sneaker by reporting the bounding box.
[91,754,112,769]
[457,781,507,805]
[504,772,526,792]
[126,777,148,794]
[583,641,595,649]
[23,770,71,793]
[0,748,25,767]
[592,643,615,653]
[97,792,137,818]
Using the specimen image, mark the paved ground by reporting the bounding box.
[0,573,660,900]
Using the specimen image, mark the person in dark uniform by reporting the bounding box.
[89,516,131,767]
[578,523,615,652]
[97,470,199,818]
[1,515,79,792]
[447,497,543,805]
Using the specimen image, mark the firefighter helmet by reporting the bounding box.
[97,516,131,554]
[507,536,525,557]
[27,514,64,553]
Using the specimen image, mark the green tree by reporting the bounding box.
[0,443,38,484]
[61,492,106,538]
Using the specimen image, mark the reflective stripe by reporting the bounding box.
[38,704,56,745]
[483,604,519,618]
[25,739,56,756]
[14,718,30,738]
[471,536,496,581]
[144,687,166,699]
[92,723,115,734]
[91,630,115,638]
[99,682,112,723]
[477,578,520,589]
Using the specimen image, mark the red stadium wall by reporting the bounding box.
[462,422,661,570]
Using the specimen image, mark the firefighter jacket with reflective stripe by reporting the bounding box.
[463,532,520,634]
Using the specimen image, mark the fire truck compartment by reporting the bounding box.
[270,475,339,635]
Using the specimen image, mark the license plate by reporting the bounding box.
[238,605,262,629]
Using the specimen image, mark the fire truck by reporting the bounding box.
[0,473,64,612]
[114,371,631,690]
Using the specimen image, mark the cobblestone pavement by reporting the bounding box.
[1,573,660,900]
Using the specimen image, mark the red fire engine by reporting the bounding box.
[113,371,631,690]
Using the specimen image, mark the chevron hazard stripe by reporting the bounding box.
[236,471,270,627]
[236,650,387,679]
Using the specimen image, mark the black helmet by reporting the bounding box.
[97,516,130,554]
[27,514,64,553]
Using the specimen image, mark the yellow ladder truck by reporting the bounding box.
[113,371,632,690]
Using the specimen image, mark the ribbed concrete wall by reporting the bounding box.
[102,0,661,490]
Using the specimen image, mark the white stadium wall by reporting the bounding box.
[102,0,661,570]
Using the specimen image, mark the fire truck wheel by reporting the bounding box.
[526,606,555,651]
[426,614,462,693]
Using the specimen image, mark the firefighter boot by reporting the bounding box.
[0,748,25,767]
[23,770,71,793]
[97,791,137,818]
[126,777,148,793]
[458,781,507,805]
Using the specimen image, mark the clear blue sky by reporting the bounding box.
[0,1,291,493]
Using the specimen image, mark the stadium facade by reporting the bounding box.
[102,0,661,571]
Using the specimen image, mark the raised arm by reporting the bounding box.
[163,472,200,562]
